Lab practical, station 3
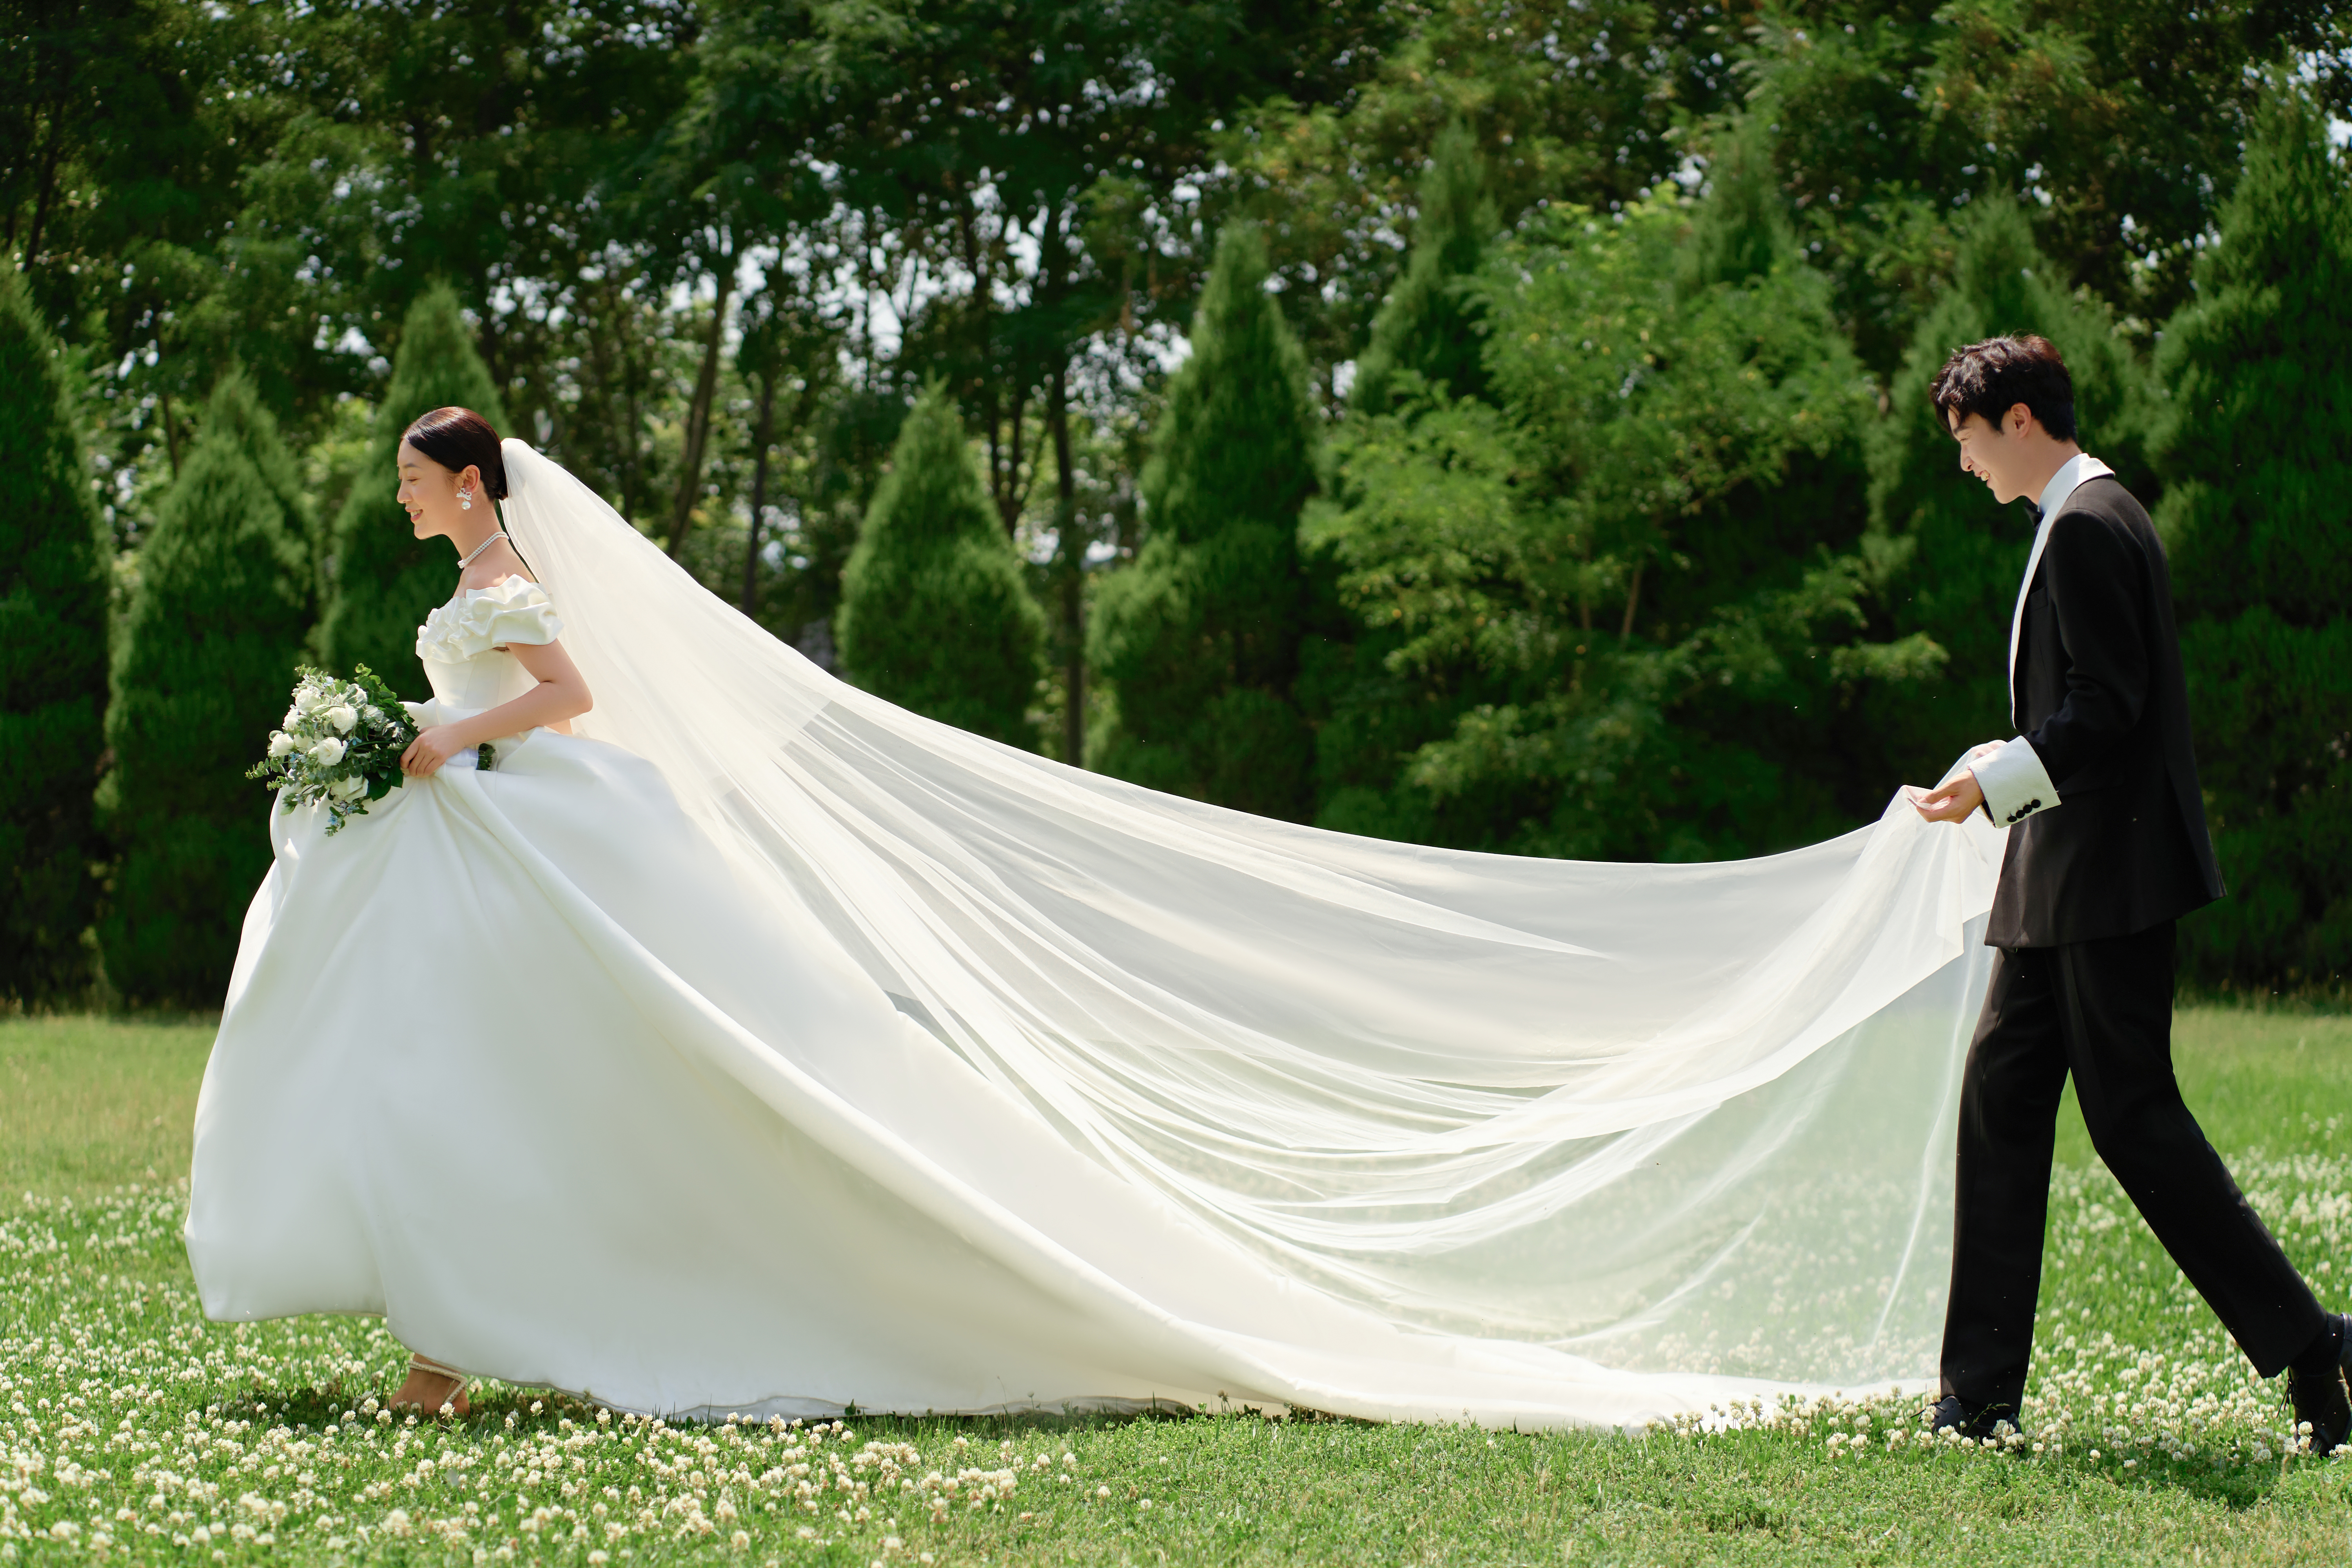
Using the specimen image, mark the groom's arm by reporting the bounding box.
[1969,509,2153,826]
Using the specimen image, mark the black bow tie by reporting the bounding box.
[2022,499,2042,526]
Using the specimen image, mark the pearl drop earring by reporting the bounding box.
[459,489,473,511]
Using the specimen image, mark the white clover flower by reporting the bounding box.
[310,736,347,766]
[267,732,295,759]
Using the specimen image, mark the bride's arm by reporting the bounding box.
[400,640,593,776]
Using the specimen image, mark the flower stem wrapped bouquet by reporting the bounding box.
[247,665,419,835]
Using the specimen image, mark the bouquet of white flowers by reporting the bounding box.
[247,665,420,835]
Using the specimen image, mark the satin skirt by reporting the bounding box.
[192,729,1816,1427]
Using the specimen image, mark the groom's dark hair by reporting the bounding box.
[1930,335,2078,442]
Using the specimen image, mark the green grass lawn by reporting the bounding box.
[4,1007,2351,1565]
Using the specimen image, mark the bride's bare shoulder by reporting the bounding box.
[456,540,539,594]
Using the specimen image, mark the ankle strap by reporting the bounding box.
[408,1353,467,1382]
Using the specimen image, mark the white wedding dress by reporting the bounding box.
[188,441,2008,1430]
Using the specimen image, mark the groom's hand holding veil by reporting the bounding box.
[1911,771,1987,824]
[1908,741,2002,824]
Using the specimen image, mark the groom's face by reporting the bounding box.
[1947,406,2035,506]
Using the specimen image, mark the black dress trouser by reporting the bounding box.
[1938,920,2324,1413]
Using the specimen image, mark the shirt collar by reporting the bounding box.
[2006,452,2115,724]
[2033,451,2111,522]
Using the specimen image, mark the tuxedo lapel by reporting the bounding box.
[2006,454,2114,726]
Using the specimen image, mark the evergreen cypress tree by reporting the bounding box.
[0,264,110,1004]
[98,371,312,1006]
[1350,122,1498,412]
[318,287,505,684]
[1089,223,1319,818]
[836,382,1045,747]
[2151,86,2352,989]
[1679,114,1798,292]
[1314,166,1897,860]
[1863,194,2156,787]
[1310,126,1502,838]
[1309,117,1858,848]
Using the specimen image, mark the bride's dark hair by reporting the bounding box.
[403,407,509,501]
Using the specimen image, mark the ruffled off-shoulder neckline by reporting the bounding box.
[417,575,563,664]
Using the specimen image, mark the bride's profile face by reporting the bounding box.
[396,440,484,541]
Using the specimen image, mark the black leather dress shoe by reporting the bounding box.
[2286,1313,2352,1456]
[1927,1394,2016,1442]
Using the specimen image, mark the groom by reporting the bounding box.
[1909,335,2349,1450]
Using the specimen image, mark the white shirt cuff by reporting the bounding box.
[1969,738,2059,826]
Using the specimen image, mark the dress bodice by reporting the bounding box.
[415,575,565,714]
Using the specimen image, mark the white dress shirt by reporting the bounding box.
[1967,452,2113,827]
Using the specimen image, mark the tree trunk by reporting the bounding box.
[959,189,1007,529]
[740,368,777,615]
[1619,558,1644,642]
[1049,361,1083,767]
[159,387,182,480]
[25,116,65,267]
[1000,392,1027,537]
[667,252,736,559]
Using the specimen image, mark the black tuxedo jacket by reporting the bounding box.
[1984,475,2224,948]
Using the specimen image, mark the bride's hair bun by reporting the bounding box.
[403,407,510,501]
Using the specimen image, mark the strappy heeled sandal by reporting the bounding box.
[394,1352,472,1417]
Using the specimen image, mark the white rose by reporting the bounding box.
[267,732,296,759]
[326,704,359,733]
[283,706,303,730]
[310,736,347,766]
[361,706,383,727]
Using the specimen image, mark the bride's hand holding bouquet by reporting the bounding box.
[399,721,472,778]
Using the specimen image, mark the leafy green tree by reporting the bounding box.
[1350,122,1497,413]
[1676,114,1797,298]
[1863,194,2156,791]
[1308,116,1805,840]
[1305,123,1504,839]
[1310,177,1924,861]
[1745,0,2349,372]
[4,0,306,474]
[318,286,505,686]
[1088,224,1319,818]
[1210,0,1699,381]
[836,382,1045,747]
[763,0,1401,762]
[98,370,311,1005]
[0,263,110,1004]
[2151,85,2352,989]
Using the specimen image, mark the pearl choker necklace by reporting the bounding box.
[456,530,507,569]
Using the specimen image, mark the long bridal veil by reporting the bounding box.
[497,439,2005,1420]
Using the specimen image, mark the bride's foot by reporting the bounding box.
[389,1353,471,1417]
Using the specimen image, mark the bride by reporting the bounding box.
[188,408,2007,1429]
